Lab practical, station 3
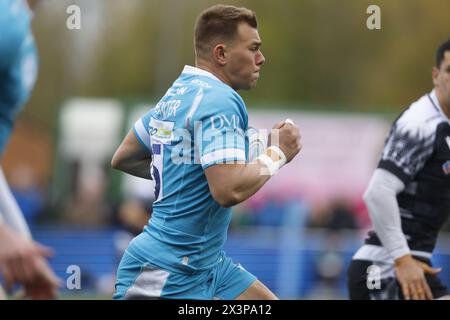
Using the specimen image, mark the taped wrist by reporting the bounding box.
[257,146,287,175]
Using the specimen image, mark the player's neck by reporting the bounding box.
[195,61,233,89]
[435,89,450,120]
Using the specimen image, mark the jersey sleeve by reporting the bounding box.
[133,109,153,152]
[194,92,248,170]
[378,118,436,184]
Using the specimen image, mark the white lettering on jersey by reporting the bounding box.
[210,114,240,130]
[166,87,188,97]
[191,79,212,88]
[155,100,181,118]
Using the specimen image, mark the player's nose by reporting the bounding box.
[257,51,265,66]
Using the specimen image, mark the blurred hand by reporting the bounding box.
[0,224,61,299]
[268,120,302,163]
[395,254,441,300]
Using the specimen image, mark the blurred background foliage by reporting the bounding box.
[25,0,450,132]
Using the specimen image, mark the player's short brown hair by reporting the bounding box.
[436,38,450,68]
[194,5,258,59]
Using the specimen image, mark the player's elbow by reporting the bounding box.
[363,187,377,209]
[211,189,240,208]
[363,184,387,215]
[363,187,374,205]
[111,150,125,171]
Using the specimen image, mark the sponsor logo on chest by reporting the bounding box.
[149,117,175,144]
[210,114,240,130]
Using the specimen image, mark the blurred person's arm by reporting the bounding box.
[205,121,301,207]
[111,129,153,179]
[364,168,440,300]
[0,167,31,238]
[0,223,60,299]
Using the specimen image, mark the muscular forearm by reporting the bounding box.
[206,161,271,207]
[364,168,410,260]
[206,144,290,207]
[111,129,153,179]
[229,162,271,205]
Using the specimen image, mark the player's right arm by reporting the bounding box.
[111,129,153,179]
[205,121,301,207]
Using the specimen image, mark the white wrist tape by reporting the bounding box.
[257,146,287,175]
[284,118,294,125]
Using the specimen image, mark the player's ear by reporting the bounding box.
[432,67,440,86]
[213,44,228,66]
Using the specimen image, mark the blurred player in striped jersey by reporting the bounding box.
[348,38,450,300]
[0,0,60,299]
[111,5,301,299]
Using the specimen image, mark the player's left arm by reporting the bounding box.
[205,120,300,207]
[205,162,270,207]
[111,129,153,179]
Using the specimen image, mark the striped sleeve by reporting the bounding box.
[133,111,152,152]
[194,92,248,170]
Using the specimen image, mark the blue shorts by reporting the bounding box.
[113,250,257,300]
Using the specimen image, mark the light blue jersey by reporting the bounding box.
[129,65,249,274]
[0,0,37,155]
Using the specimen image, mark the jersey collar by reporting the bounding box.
[429,89,450,123]
[182,65,223,83]
[23,0,34,18]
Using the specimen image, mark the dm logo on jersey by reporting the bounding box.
[442,161,450,175]
[446,136,450,151]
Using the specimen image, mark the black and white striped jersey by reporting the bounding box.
[366,90,450,254]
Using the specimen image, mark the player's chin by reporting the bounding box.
[249,77,259,89]
[240,82,256,91]
[239,77,259,90]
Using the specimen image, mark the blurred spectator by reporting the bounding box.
[307,204,333,229]
[63,167,113,226]
[306,198,357,299]
[254,196,285,226]
[9,164,45,226]
[307,197,358,231]
[117,199,150,236]
[96,199,152,296]
[112,198,151,260]
[327,198,358,231]
[307,249,345,300]
[230,202,254,229]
